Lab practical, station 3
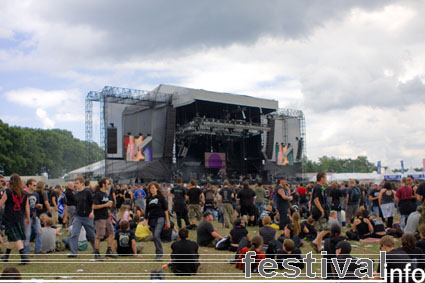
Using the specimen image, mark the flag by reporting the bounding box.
[401,160,405,173]
[377,161,381,174]
[423,158,425,173]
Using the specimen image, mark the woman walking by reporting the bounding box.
[379,182,395,228]
[0,174,30,264]
[145,182,170,260]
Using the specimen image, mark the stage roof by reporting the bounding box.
[152,84,279,110]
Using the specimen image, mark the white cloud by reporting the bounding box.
[36,108,54,129]
[4,88,79,108]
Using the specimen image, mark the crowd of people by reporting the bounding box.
[1,172,425,281]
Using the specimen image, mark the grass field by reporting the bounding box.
[1,219,384,280]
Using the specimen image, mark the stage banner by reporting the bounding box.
[205,152,226,172]
[377,161,381,174]
[276,143,294,166]
[124,135,153,162]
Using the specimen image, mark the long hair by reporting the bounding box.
[147,181,161,197]
[9,173,24,197]
[292,211,301,236]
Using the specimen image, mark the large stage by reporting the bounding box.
[85,85,305,183]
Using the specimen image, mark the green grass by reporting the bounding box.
[1,219,384,280]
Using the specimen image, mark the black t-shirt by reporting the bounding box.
[275,185,290,212]
[229,226,248,244]
[219,187,233,203]
[203,189,215,205]
[170,186,187,205]
[145,194,168,219]
[377,249,411,283]
[115,229,135,255]
[311,184,325,209]
[49,190,58,206]
[27,191,40,218]
[93,191,110,220]
[237,188,256,207]
[75,188,94,217]
[276,249,304,270]
[259,226,276,244]
[370,218,386,233]
[369,189,381,206]
[3,189,27,224]
[40,190,49,213]
[171,239,199,274]
[187,187,202,204]
[197,220,215,246]
[65,189,76,206]
[334,255,361,280]
[416,239,425,254]
[329,189,342,211]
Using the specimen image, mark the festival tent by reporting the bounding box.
[383,168,402,181]
[405,167,425,179]
[308,172,384,183]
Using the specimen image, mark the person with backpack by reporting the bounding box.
[346,180,361,228]
[203,184,216,216]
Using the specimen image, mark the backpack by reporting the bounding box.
[204,190,215,204]
[349,186,361,203]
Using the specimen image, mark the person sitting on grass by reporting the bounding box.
[300,216,317,242]
[334,241,361,280]
[351,210,374,239]
[235,236,266,272]
[170,228,200,276]
[229,218,248,252]
[0,267,21,281]
[276,239,304,270]
[41,218,61,253]
[112,220,141,257]
[369,213,387,238]
[259,216,276,246]
[135,217,153,242]
[197,211,223,247]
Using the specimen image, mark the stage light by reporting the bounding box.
[109,123,115,128]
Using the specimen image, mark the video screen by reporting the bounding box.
[276,143,294,166]
[123,135,153,162]
[205,152,226,171]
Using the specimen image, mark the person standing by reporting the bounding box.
[329,182,343,225]
[93,178,116,260]
[65,182,76,225]
[346,179,361,227]
[396,177,415,231]
[368,184,381,218]
[0,174,30,265]
[311,172,328,231]
[218,180,234,228]
[238,181,256,226]
[145,182,170,260]
[49,186,59,225]
[24,179,42,254]
[170,178,189,229]
[379,182,395,228]
[68,176,96,258]
[133,184,146,211]
[275,177,293,235]
[253,182,266,223]
[187,180,204,229]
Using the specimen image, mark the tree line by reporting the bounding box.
[302,155,377,173]
[0,120,104,178]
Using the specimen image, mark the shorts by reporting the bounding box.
[5,221,26,242]
[189,204,202,221]
[95,218,114,239]
[240,205,255,217]
[314,216,330,232]
[346,204,359,220]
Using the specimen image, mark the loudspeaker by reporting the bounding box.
[296,139,303,161]
[107,127,117,154]
[265,119,275,159]
[163,107,176,157]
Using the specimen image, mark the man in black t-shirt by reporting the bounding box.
[171,228,199,276]
[187,180,204,229]
[24,179,43,254]
[113,220,138,256]
[369,184,381,217]
[170,178,189,229]
[68,176,96,258]
[65,182,77,225]
[311,172,328,231]
[275,177,292,234]
[218,180,234,228]
[93,178,116,260]
[237,181,256,226]
[197,212,223,247]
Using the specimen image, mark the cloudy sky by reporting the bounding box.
[1,0,424,169]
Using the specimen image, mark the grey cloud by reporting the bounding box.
[31,0,395,59]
